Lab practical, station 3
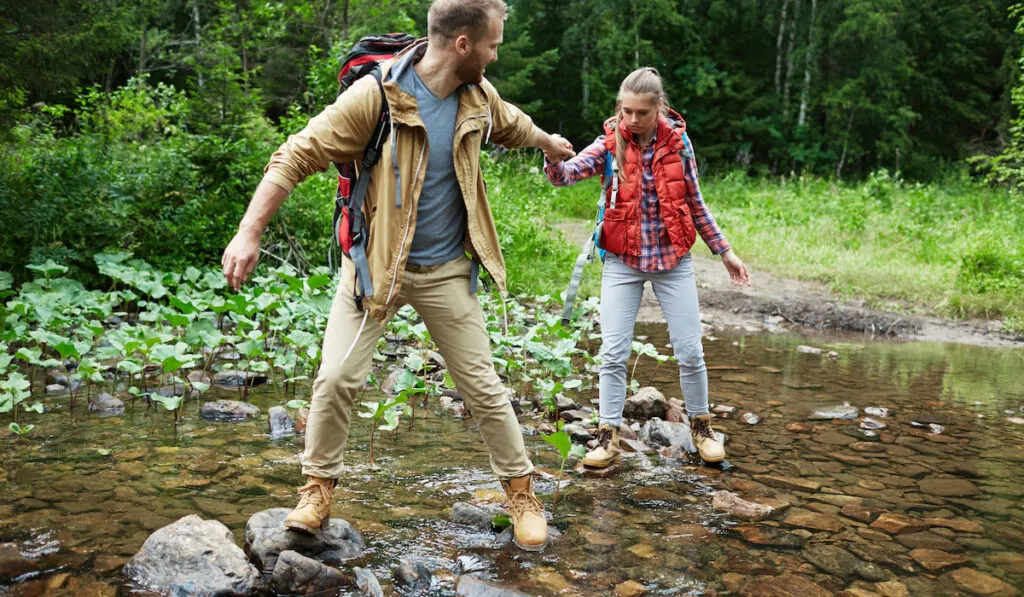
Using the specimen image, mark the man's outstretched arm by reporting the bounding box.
[221,180,291,291]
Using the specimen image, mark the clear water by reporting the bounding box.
[1,327,1023,596]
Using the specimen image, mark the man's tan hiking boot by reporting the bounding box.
[690,414,726,463]
[582,424,620,469]
[501,475,548,552]
[284,476,335,534]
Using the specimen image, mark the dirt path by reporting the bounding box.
[554,221,1023,348]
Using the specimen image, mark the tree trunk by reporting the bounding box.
[582,53,590,119]
[342,0,351,41]
[193,0,204,89]
[774,0,790,96]
[836,107,856,179]
[782,0,801,120]
[138,26,147,76]
[633,0,640,69]
[798,0,818,127]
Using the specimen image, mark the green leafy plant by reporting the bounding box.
[357,395,409,468]
[541,421,585,511]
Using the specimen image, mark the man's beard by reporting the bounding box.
[455,57,485,85]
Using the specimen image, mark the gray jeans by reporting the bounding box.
[598,253,709,427]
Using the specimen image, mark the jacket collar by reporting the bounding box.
[380,39,491,128]
[608,108,686,152]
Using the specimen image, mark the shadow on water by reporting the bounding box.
[1,326,1023,596]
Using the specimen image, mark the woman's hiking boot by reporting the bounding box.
[690,414,726,463]
[500,475,548,551]
[284,476,335,534]
[582,424,620,469]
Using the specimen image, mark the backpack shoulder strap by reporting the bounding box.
[343,66,390,300]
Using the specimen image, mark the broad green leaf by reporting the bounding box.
[286,399,310,409]
[23,402,44,414]
[27,259,68,277]
[0,272,12,292]
[542,430,572,460]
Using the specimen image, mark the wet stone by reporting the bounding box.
[640,418,695,452]
[268,406,294,438]
[713,491,775,521]
[212,370,268,389]
[455,575,533,597]
[124,515,259,596]
[450,502,496,531]
[244,508,366,572]
[88,392,125,416]
[870,513,930,535]
[909,548,969,572]
[614,580,648,597]
[943,568,1019,597]
[809,404,859,420]
[0,542,35,579]
[271,550,351,595]
[394,558,433,593]
[894,531,963,553]
[814,431,857,446]
[918,477,981,497]
[783,509,843,532]
[755,474,823,493]
[200,400,260,422]
[739,574,832,597]
[802,544,889,581]
[841,504,884,523]
[736,526,807,549]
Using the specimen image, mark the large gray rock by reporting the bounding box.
[268,406,294,438]
[456,575,533,597]
[244,508,365,572]
[124,514,259,596]
[623,387,668,420]
[270,550,351,595]
[200,400,261,422]
[640,418,696,453]
[88,392,125,416]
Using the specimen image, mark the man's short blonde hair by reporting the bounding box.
[428,0,508,42]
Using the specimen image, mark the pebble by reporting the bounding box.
[860,418,887,430]
[865,407,891,417]
[741,412,760,425]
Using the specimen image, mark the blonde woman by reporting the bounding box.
[545,67,750,468]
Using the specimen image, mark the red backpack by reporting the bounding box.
[330,33,417,305]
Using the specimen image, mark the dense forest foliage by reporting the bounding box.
[1,0,1022,309]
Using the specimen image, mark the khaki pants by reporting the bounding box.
[301,255,533,480]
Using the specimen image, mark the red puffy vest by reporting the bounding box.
[598,109,696,259]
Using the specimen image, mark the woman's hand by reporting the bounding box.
[721,249,750,286]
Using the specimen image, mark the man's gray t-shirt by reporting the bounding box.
[396,63,466,266]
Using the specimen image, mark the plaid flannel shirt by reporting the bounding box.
[545,134,730,272]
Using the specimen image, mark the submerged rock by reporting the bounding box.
[271,550,351,595]
[865,406,891,417]
[741,412,760,425]
[712,491,774,521]
[213,370,268,389]
[124,514,259,596]
[200,400,261,422]
[88,392,125,416]
[455,554,490,576]
[808,403,859,420]
[244,508,365,572]
[456,575,533,597]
